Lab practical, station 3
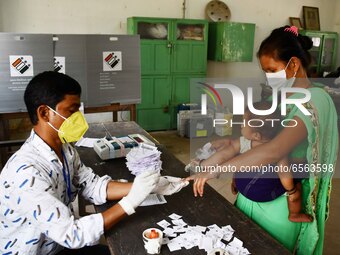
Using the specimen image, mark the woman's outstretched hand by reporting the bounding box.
[184,171,219,197]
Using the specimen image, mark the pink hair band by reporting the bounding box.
[284,26,299,36]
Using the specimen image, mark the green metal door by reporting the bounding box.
[172,19,208,74]
[128,17,208,130]
[128,17,172,75]
[137,76,171,131]
[169,74,205,129]
[172,43,207,73]
[140,41,171,74]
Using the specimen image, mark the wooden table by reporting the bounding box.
[76,121,291,255]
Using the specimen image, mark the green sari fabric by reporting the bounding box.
[287,87,338,255]
[236,193,301,252]
[236,87,338,254]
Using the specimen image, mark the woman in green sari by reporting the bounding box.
[234,26,338,254]
[189,26,338,254]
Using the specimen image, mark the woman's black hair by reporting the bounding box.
[24,71,81,125]
[257,26,313,70]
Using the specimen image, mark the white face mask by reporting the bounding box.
[265,58,297,90]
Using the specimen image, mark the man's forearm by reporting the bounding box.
[106,181,132,200]
[101,203,127,231]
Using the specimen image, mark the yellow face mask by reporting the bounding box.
[47,106,89,143]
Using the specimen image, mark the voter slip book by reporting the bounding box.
[126,143,162,176]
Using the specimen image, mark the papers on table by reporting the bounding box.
[168,213,182,220]
[140,194,167,207]
[126,144,162,175]
[156,214,250,254]
[157,220,171,229]
[75,137,98,148]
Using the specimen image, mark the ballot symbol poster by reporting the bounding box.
[9,55,34,77]
[103,51,122,71]
[0,33,53,113]
[54,56,65,74]
[53,34,87,105]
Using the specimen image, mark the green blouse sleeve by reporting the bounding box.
[285,88,319,160]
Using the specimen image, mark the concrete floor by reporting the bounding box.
[150,130,340,255]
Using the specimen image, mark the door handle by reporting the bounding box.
[167,41,172,54]
[163,105,169,113]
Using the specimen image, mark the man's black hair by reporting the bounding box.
[24,71,81,125]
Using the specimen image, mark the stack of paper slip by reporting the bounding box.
[126,144,162,175]
[156,213,250,255]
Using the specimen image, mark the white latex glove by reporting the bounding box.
[119,171,160,215]
[152,176,189,196]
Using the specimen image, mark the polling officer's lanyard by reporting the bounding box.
[61,150,72,205]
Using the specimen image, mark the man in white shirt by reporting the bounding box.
[0,71,187,255]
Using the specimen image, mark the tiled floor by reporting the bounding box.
[150,130,340,255]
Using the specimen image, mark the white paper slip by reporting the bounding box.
[156,215,250,254]
[198,236,214,252]
[172,225,187,233]
[214,240,226,250]
[168,213,182,220]
[75,137,98,148]
[222,232,233,242]
[183,242,195,250]
[157,219,171,229]
[192,225,206,233]
[225,245,240,255]
[172,219,187,226]
[229,237,243,248]
[167,241,182,252]
[163,228,177,238]
[207,224,220,230]
[240,248,251,255]
[222,225,235,233]
[140,194,167,207]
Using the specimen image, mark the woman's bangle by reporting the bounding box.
[198,159,204,171]
[286,186,297,196]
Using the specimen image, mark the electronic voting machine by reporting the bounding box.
[93,133,155,160]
